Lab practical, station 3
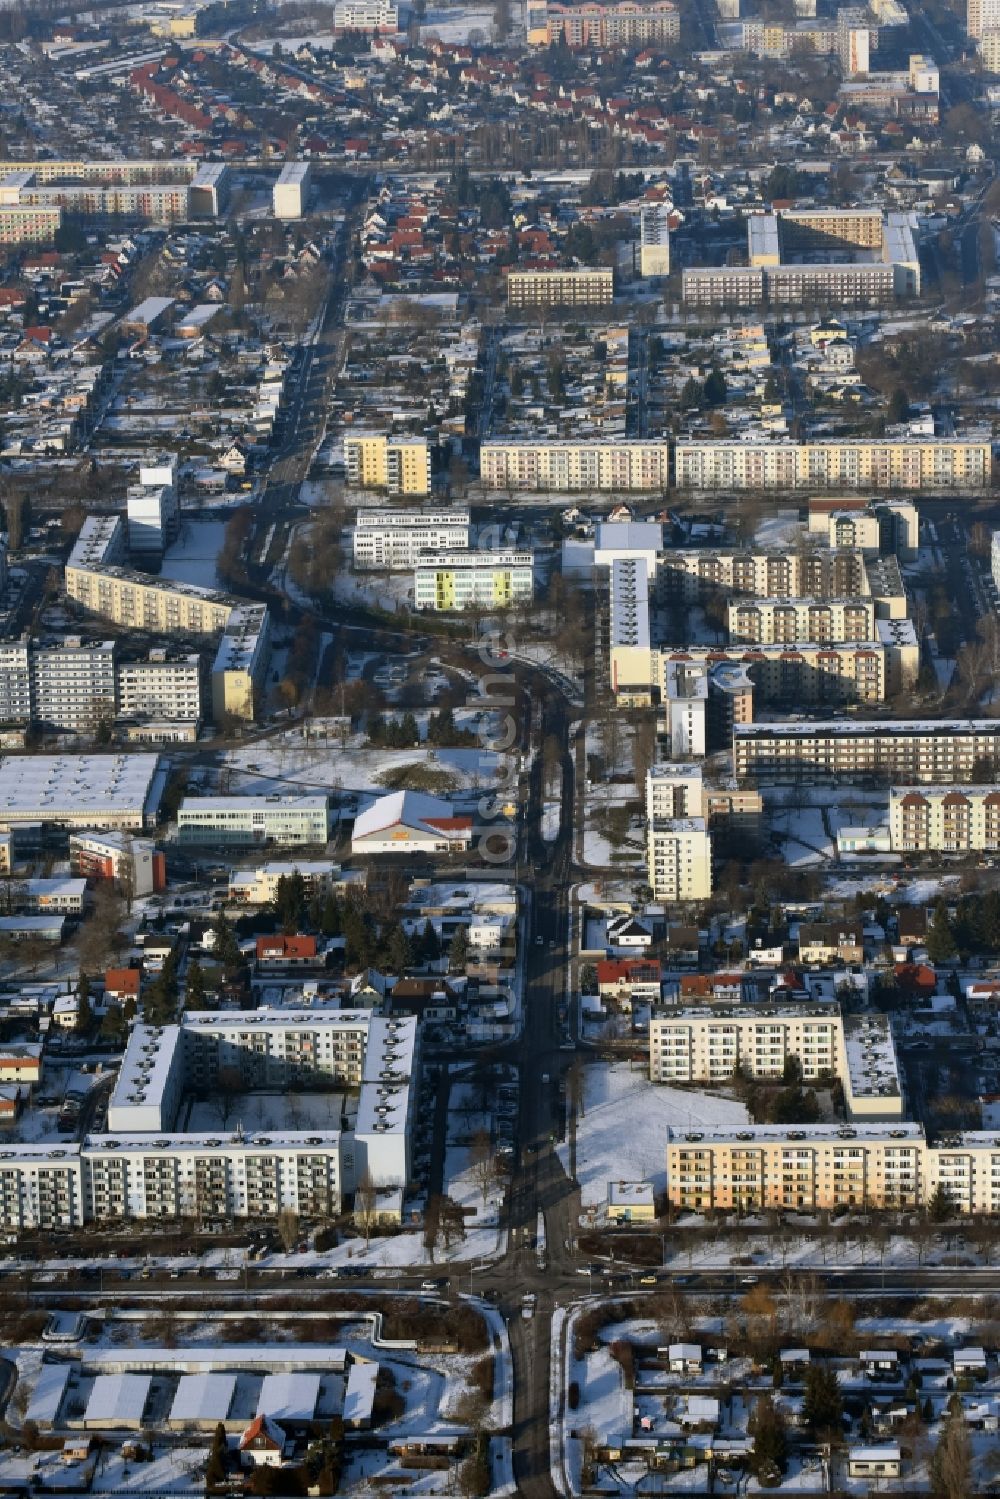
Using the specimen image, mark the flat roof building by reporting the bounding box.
[0,753,164,830]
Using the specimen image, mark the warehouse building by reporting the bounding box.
[0,753,165,830]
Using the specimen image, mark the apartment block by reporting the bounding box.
[540,0,679,43]
[674,438,991,491]
[210,605,271,724]
[650,1007,901,1116]
[352,509,470,569]
[116,652,204,725]
[344,434,431,496]
[177,795,331,846]
[683,209,919,309]
[734,720,1000,783]
[0,205,63,244]
[969,0,1000,38]
[0,641,31,724]
[506,268,613,309]
[333,0,399,29]
[662,659,707,758]
[646,818,712,901]
[0,1146,84,1230]
[647,764,763,835]
[889,785,1000,852]
[665,1122,923,1213]
[126,473,179,557]
[66,562,235,637]
[413,550,534,610]
[228,862,345,905]
[83,1133,341,1224]
[808,496,919,561]
[639,204,671,278]
[992,528,1000,593]
[30,637,117,734]
[655,546,867,602]
[273,161,312,219]
[728,596,877,645]
[480,439,670,492]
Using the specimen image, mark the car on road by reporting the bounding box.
[639,1274,657,1285]
[421,1278,446,1292]
[521,1293,536,1320]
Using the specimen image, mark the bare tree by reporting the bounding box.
[276,1207,299,1254]
[354,1169,378,1246]
[930,1404,973,1499]
[469,1129,496,1208]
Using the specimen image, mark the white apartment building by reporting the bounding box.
[651,1007,842,1083]
[0,1146,84,1230]
[992,529,1000,593]
[650,1007,901,1116]
[84,1133,341,1224]
[0,641,31,724]
[674,438,991,491]
[728,596,877,644]
[67,515,126,571]
[126,481,179,557]
[481,439,670,492]
[734,720,1000,782]
[662,660,707,759]
[413,550,534,611]
[273,162,312,220]
[889,785,1000,852]
[176,795,331,846]
[352,510,471,570]
[647,763,705,820]
[646,818,712,901]
[30,638,117,733]
[333,0,399,28]
[228,862,345,905]
[117,653,203,724]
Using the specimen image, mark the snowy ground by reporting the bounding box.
[160,518,227,590]
[181,1090,352,1134]
[419,3,496,41]
[222,730,503,808]
[557,1062,748,1209]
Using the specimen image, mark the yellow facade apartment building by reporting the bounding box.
[344,434,431,496]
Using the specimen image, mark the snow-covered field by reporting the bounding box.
[558,1062,748,1208]
[223,732,503,807]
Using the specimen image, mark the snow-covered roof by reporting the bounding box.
[352,789,465,842]
[85,1373,151,1425]
[169,1373,237,1424]
[344,1362,378,1426]
[256,1372,320,1422]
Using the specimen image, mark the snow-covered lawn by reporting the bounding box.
[160,519,227,590]
[223,731,503,807]
[557,1062,748,1208]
